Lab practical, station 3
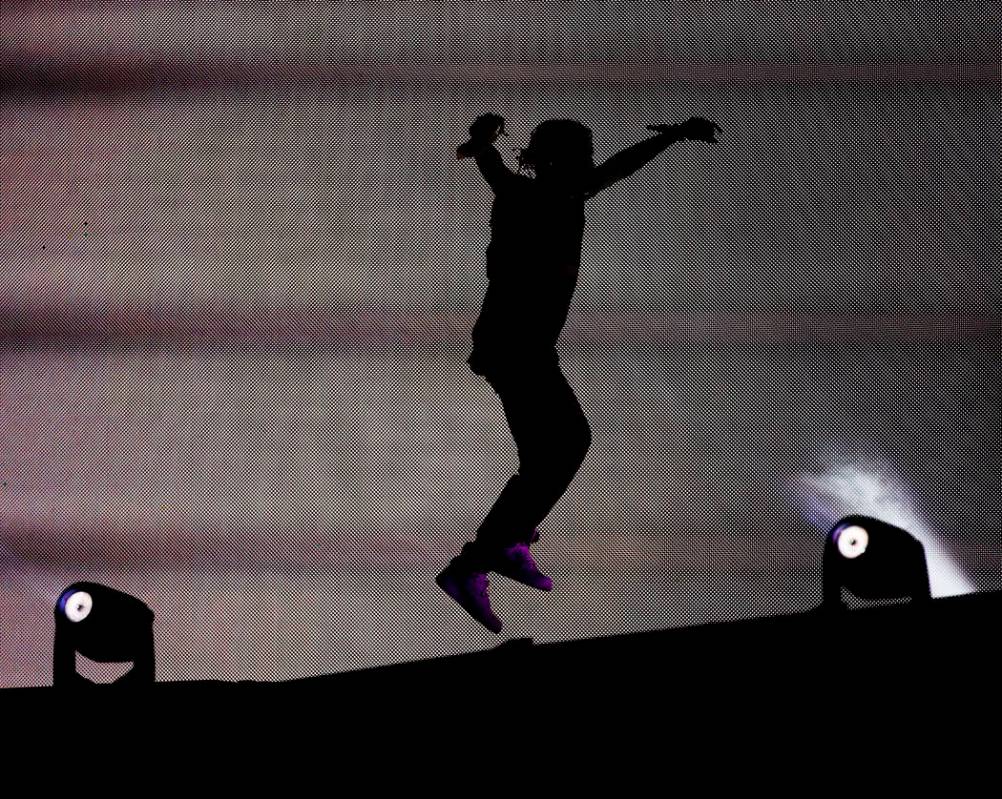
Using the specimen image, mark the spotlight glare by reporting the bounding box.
[794,463,974,597]
[836,525,869,559]
[64,590,93,622]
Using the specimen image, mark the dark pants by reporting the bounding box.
[460,359,592,571]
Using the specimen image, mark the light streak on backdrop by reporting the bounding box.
[792,463,974,598]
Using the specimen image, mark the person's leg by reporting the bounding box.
[459,361,592,570]
[511,363,592,533]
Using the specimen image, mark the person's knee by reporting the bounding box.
[519,420,591,474]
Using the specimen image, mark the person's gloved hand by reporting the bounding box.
[469,112,506,142]
[648,117,722,143]
[457,113,508,159]
[678,116,722,143]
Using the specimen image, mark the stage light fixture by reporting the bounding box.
[823,515,932,611]
[53,582,156,687]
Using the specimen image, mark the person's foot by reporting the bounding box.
[436,559,504,633]
[489,541,553,591]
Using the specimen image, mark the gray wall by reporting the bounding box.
[1,4,998,686]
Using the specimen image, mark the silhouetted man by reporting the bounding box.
[438,112,722,632]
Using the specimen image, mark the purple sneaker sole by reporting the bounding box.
[436,564,504,634]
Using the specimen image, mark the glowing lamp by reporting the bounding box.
[823,515,931,611]
[53,582,155,687]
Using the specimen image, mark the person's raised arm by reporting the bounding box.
[472,143,521,195]
[585,116,721,199]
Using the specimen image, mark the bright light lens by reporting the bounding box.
[836,525,869,559]
[64,591,93,622]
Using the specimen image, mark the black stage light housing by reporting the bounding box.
[823,514,932,611]
[53,582,155,687]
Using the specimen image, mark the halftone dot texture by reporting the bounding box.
[1,5,999,686]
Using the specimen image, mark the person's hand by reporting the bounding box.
[469,113,507,143]
[649,118,722,143]
[457,113,507,159]
[677,116,722,143]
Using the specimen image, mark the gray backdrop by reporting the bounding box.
[1,4,998,686]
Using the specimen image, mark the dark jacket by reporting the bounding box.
[468,148,587,375]
[465,130,682,377]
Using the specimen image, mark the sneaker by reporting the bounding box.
[490,542,553,591]
[436,560,504,633]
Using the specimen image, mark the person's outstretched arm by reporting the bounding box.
[585,116,721,199]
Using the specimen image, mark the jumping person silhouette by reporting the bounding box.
[437,112,722,632]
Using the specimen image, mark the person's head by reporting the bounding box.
[517,119,594,186]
